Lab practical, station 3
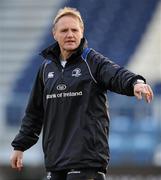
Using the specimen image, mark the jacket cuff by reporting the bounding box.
[132,75,146,87]
[13,147,25,152]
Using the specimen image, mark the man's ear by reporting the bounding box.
[54,35,57,41]
[81,28,84,38]
[52,29,57,41]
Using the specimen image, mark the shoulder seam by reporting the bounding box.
[42,59,52,85]
[81,48,98,84]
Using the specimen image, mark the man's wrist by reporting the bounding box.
[133,79,145,87]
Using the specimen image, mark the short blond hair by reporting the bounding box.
[53,7,84,30]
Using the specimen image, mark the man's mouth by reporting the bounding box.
[65,40,75,43]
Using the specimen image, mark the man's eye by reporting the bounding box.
[61,29,67,32]
[72,29,78,32]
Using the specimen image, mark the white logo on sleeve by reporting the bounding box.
[72,68,81,77]
[48,72,54,78]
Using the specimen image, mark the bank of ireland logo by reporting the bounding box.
[72,68,81,77]
[56,84,67,91]
[48,72,54,78]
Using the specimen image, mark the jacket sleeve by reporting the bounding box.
[11,64,44,151]
[91,50,146,96]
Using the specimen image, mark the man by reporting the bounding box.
[10,7,153,180]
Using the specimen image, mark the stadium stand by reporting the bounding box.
[0,0,60,94]
[0,0,64,168]
[1,0,161,171]
[0,0,62,125]
[127,1,161,86]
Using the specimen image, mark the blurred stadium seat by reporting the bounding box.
[131,133,158,164]
[154,83,161,95]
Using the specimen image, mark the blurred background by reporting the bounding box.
[0,0,161,179]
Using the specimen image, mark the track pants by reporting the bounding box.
[47,168,106,180]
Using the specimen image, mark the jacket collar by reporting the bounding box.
[40,37,88,64]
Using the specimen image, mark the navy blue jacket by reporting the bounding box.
[12,38,145,172]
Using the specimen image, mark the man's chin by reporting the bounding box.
[65,46,78,51]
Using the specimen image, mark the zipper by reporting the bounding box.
[61,67,64,80]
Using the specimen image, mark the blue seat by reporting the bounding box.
[110,116,132,133]
[133,116,159,134]
[109,132,133,165]
[131,133,158,165]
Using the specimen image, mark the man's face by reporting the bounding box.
[53,15,83,53]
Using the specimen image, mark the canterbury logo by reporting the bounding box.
[48,72,54,78]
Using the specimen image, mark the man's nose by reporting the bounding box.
[66,30,73,37]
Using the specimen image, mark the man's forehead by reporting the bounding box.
[55,16,81,29]
[57,15,80,24]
